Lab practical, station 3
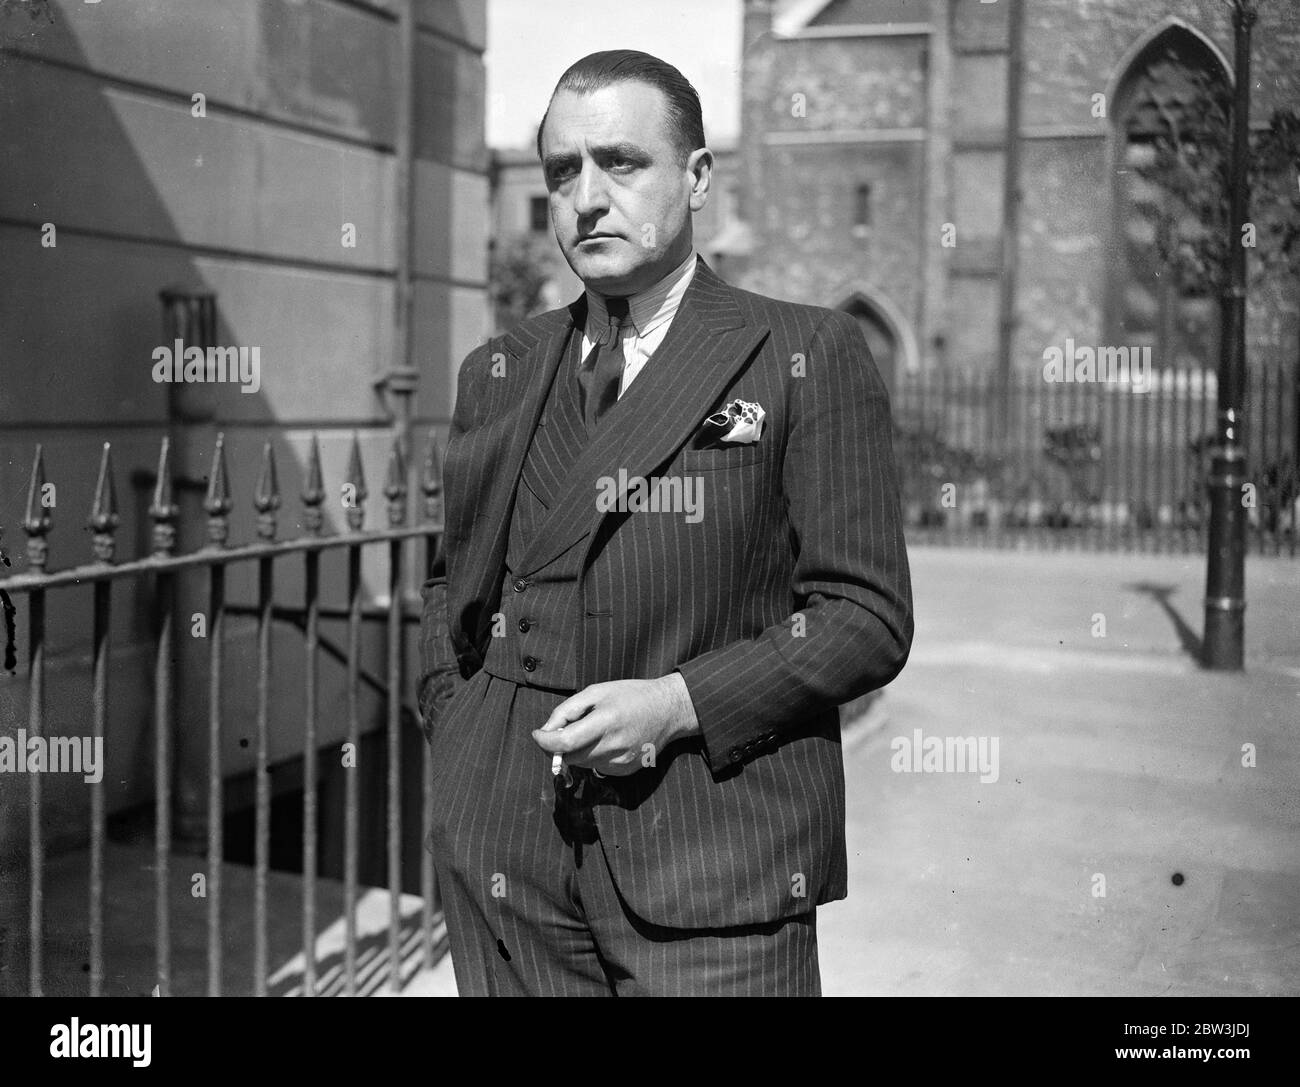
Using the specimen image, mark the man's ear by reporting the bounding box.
[686,147,713,213]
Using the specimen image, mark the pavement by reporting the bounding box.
[821,543,1300,995]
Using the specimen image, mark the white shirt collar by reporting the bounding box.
[585,251,698,340]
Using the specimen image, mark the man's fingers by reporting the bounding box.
[538,688,601,733]
[531,713,604,755]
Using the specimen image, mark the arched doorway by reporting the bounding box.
[836,290,912,396]
[1108,20,1231,373]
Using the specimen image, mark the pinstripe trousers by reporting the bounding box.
[427,670,821,997]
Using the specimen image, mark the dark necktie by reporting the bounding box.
[580,295,630,432]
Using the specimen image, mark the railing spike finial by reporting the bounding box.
[302,433,325,536]
[384,436,408,528]
[420,430,443,524]
[344,433,367,532]
[24,444,52,572]
[89,442,120,564]
[149,436,179,557]
[254,440,281,541]
[204,432,233,548]
[88,442,120,563]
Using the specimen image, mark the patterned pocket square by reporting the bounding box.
[700,398,766,446]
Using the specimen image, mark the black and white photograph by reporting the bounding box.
[0,0,1297,1055]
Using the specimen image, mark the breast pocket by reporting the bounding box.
[680,442,769,472]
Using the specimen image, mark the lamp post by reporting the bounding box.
[1202,0,1259,670]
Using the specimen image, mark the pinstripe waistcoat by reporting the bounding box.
[419,258,913,929]
[479,322,590,690]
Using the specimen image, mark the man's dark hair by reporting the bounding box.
[535,49,706,165]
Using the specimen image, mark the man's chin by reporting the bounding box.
[565,250,635,293]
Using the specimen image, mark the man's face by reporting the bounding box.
[541,81,709,296]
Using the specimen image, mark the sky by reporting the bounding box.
[485,0,744,150]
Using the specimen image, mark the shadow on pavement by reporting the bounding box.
[1126,581,1205,664]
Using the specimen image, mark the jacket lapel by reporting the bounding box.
[456,304,577,656]
[512,258,770,578]
[520,326,589,509]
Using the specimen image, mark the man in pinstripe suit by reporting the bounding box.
[418,50,912,996]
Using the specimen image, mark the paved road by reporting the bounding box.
[821,544,1300,995]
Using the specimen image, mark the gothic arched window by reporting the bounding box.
[1110,24,1231,373]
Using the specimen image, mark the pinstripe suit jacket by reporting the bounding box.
[419,258,912,929]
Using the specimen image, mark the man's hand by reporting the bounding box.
[531,673,699,777]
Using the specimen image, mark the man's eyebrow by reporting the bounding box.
[543,142,651,173]
[589,141,651,161]
[543,151,579,173]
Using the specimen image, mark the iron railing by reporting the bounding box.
[893,358,1299,555]
[0,430,444,996]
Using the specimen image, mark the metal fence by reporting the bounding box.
[0,431,443,996]
[892,358,1299,556]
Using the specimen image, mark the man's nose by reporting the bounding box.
[572,161,609,218]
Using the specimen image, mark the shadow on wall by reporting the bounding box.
[0,2,431,897]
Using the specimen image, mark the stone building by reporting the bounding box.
[736,0,1300,394]
[0,0,489,872]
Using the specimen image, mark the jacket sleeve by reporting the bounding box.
[674,309,914,771]
[415,346,485,746]
[416,544,463,747]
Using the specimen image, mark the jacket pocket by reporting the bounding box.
[680,443,768,472]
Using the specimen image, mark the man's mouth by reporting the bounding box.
[577,233,620,244]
